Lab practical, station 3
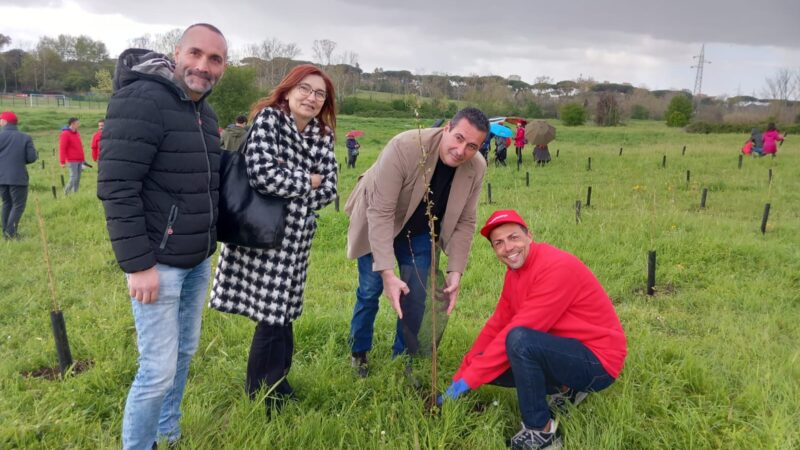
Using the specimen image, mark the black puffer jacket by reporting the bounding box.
[97,49,220,273]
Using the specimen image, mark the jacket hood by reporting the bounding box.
[61,126,76,133]
[113,48,194,101]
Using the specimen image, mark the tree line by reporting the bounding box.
[2,31,798,129]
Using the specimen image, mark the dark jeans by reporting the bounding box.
[0,184,28,238]
[246,322,294,402]
[489,327,614,429]
[349,232,432,356]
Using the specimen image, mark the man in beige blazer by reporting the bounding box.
[345,107,489,375]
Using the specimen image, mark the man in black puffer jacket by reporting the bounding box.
[97,23,227,450]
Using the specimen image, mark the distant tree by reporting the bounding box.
[92,69,113,94]
[207,65,260,126]
[762,68,797,110]
[312,39,337,66]
[630,104,650,120]
[0,34,10,92]
[128,28,181,55]
[594,93,621,126]
[665,94,693,127]
[560,103,586,126]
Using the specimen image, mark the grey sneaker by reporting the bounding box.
[548,389,588,414]
[510,421,563,450]
[351,352,368,378]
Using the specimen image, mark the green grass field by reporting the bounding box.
[1,109,799,449]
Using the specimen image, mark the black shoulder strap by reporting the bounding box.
[237,123,257,154]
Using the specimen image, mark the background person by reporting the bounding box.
[533,144,551,166]
[97,23,228,450]
[91,119,104,162]
[221,114,248,150]
[762,122,784,156]
[748,128,764,156]
[514,123,526,164]
[344,107,488,376]
[209,64,338,413]
[346,135,360,168]
[0,111,37,240]
[59,117,85,194]
[441,209,627,450]
[494,134,508,166]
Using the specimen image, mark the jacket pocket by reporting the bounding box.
[159,204,179,250]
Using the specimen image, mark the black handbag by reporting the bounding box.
[216,128,288,249]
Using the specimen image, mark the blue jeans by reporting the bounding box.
[349,233,431,356]
[122,258,211,450]
[490,327,614,429]
[64,162,82,194]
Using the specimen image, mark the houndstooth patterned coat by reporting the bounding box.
[209,107,337,325]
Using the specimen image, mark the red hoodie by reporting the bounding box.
[59,127,85,164]
[91,130,102,162]
[453,242,627,389]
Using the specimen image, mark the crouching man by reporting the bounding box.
[440,209,627,450]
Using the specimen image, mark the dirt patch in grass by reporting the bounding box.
[23,359,94,380]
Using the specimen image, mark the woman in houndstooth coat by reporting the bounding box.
[209,65,338,409]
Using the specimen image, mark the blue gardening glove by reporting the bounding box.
[437,378,470,405]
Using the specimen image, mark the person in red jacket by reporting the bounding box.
[59,117,86,195]
[91,119,104,162]
[440,209,627,450]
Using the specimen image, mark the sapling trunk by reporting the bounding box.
[34,198,73,376]
[760,203,771,235]
[647,250,656,296]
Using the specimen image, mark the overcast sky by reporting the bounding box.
[2,0,798,97]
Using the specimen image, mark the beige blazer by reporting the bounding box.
[345,127,486,274]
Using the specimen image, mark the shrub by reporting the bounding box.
[594,93,622,126]
[630,104,650,120]
[665,95,693,127]
[560,103,586,126]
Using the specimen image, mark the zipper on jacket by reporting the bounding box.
[195,104,214,258]
[159,204,179,250]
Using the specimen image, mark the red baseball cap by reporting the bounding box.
[0,111,18,125]
[480,209,528,239]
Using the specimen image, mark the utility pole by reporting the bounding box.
[691,44,711,107]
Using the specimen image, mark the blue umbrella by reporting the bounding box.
[490,122,513,138]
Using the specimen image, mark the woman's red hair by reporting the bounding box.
[249,64,336,134]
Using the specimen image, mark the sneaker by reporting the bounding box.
[351,352,368,378]
[548,389,588,414]
[510,421,563,450]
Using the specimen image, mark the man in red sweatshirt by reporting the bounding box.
[59,117,86,195]
[91,119,104,162]
[441,209,627,450]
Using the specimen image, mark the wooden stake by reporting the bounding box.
[682,145,686,156]
[647,250,656,296]
[700,188,708,209]
[686,170,691,186]
[556,149,559,158]
[619,147,623,156]
[60,175,65,188]
[768,168,773,185]
[525,171,529,187]
[334,195,340,212]
[738,154,743,169]
[760,203,771,235]
[662,155,666,168]
[575,200,581,224]
[586,186,592,207]
[51,186,57,199]
[487,183,493,204]
[587,157,592,171]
